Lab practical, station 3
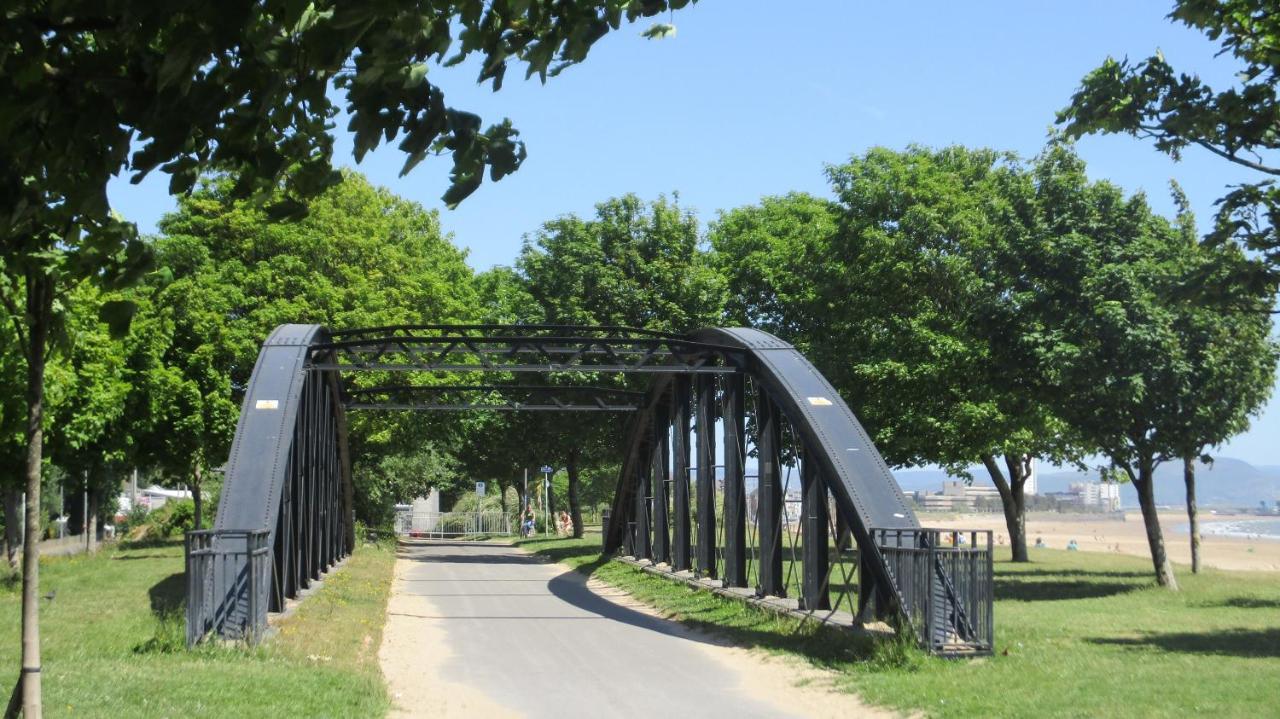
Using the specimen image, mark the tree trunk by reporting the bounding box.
[3,489,20,570]
[190,465,204,531]
[566,448,583,538]
[981,454,1029,562]
[1133,457,1178,590]
[86,489,99,553]
[1184,456,1200,574]
[19,271,51,718]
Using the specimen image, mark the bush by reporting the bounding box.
[118,505,150,536]
[159,500,197,536]
[125,499,204,543]
[448,491,504,514]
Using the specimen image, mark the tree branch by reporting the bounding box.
[16,16,118,33]
[1133,123,1280,175]
[0,285,31,365]
[1191,138,1280,176]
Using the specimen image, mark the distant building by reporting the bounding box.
[1024,458,1038,496]
[118,485,192,513]
[917,480,1001,512]
[1066,481,1121,512]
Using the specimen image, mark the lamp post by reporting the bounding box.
[540,465,553,535]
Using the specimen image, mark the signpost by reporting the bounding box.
[475,481,486,497]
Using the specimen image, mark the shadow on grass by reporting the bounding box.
[132,572,188,655]
[118,537,183,551]
[995,578,1144,602]
[514,539,917,672]
[997,567,1154,579]
[1088,628,1280,658]
[149,572,185,617]
[1195,596,1280,610]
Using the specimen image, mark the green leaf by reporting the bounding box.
[641,23,677,40]
[265,198,309,221]
[98,300,138,339]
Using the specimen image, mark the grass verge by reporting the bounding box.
[0,537,396,718]
[513,535,1280,718]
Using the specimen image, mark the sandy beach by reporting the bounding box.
[925,511,1280,572]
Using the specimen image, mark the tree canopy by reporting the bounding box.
[138,172,479,525]
[1059,0,1280,285]
[711,141,1278,575]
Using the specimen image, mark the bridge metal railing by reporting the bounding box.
[873,528,994,656]
[185,529,271,647]
[394,510,512,538]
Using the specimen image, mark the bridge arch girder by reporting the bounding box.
[190,323,993,655]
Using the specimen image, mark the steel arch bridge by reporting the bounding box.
[185,324,993,656]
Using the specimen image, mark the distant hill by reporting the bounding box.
[893,458,1280,510]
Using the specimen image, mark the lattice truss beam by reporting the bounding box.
[307,324,742,375]
[344,384,646,412]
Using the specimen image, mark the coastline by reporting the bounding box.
[925,511,1280,572]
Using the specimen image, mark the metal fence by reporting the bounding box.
[394,511,512,538]
[185,529,271,647]
[872,528,994,656]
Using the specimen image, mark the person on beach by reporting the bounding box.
[1067,539,1079,551]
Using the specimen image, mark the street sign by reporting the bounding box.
[540,465,553,474]
[475,481,486,497]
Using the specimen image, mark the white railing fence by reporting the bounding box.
[394,510,512,538]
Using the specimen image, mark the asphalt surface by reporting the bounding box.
[387,541,806,719]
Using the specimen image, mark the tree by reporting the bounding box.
[711,192,838,345]
[353,444,458,528]
[1059,0,1280,286]
[1163,192,1278,573]
[148,173,479,528]
[43,281,141,550]
[712,151,1076,563]
[494,194,725,536]
[0,277,24,569]
[1,2,693,711]
[518,194,725,331]
[1017,142,1275,589]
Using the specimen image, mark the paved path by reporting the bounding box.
[378,542,881,719]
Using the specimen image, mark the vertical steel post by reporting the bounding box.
[634,449,652,560]
[756,395,784,596]
[671,377,692,571]
[800,449,830,610]
[835,508,852,551]
[721,373,747,588]
[695,373,717,579]
[857,543,875,622]
[651,402,671,565]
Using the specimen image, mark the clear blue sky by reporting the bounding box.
[107,1,1280,465]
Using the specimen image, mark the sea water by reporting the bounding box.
[1180,518,1280,541]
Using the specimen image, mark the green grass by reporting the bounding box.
[514,535,1280,718]
[0,538,396,718]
